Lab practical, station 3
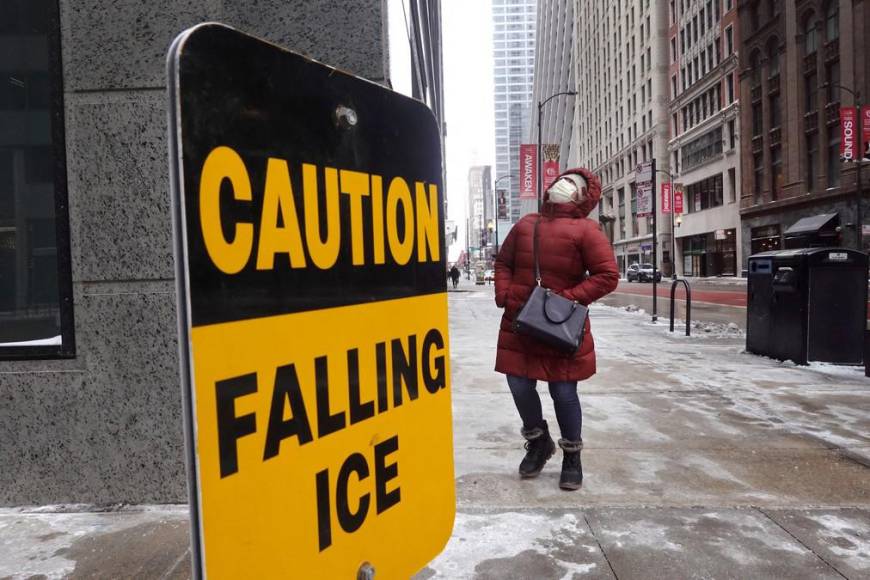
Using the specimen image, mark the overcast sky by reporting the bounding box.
[389,0,495,261]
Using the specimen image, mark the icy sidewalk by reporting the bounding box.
[1,289,869,579]
[416,289,870,579]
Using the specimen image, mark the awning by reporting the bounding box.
[784,213,839,235]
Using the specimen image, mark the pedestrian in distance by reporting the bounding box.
[450,264,461,289]
[493,168,618,490]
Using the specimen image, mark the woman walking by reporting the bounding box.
[494,167,618,490]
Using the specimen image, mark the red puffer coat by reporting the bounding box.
[494,167,619,382]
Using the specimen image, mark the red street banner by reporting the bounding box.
[674,188,684,214]
[519,144,537,198]
[840,107,857,161]
[863,106,870,161]
[542,144,560,192]
[661,183,672,214]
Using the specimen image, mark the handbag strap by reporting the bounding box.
[533,217,542,286]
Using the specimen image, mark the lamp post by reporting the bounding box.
[537,90,577,212]
[822,82,864,250]
[493,174,514,257]
[656,169,677,280]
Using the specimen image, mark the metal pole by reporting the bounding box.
[857,93,864,251]
[668,181,677,280]
[651,158,658,323]
[537,100,543,213]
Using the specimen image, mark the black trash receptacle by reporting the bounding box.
[746,248,868,365]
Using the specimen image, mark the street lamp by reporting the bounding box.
[537,91,577,212]
[822,82,864,250]
[493,174,515,256]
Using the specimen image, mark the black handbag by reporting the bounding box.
[513,218,589,353]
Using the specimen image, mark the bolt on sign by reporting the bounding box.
[167,24,455,579]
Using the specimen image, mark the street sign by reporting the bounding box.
[636,182,653,217]
[635,161,653,184]
[168,23,454,579]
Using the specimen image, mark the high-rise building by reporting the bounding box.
[571,0,672,275]
[529,0,576,215]
[493,0,537,222]
[738,0,868,262]
[467,165,493,263]
[668,0,742,277]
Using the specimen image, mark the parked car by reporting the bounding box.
[626,263,661,283]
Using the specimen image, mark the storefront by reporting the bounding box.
[679,228,738,277]
[750,224,782,255]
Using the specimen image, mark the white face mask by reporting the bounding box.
[547,177,578,204]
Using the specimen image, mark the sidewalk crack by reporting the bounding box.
[582,513,620,580]
[756,508,849,580]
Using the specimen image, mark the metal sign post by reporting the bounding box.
[168,23,455,579]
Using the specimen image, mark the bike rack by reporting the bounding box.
[669,278,692,336]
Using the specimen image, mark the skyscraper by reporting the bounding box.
[493,0,537,222]
[570,0,672,275]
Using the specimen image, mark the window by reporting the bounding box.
[803,13,817,55]
[725,26,733,55]
[827,124,841,188]
[0,0,74,359]
[804,72,817,113]
[726,73,735,103]
[750,50,762,89]
[752,103,763,136]
[770,93,781,129]
[728,119,736,149]
[826,60,840,103]
[685,174,724,213]
[806,133,818,192]
[681,127,723,171]
[824,1,839,41]
[770,145,783,198]
[768,41,780,78]
[753,152,764,199]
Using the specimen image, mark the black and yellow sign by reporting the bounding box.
[167,23,454,579]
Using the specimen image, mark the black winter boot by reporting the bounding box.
[519,422,556,478]
[558,438,583,490]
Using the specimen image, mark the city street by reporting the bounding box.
[2,281,869,578]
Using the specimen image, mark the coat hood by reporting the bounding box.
[542,167,601,218]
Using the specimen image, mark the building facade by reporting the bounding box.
[0,0,441,506]
[570,0,672,275]
[738,0,869,264]
[467,165,494,265]
[493,0,537,223]
[668,0,743,277]
[530,0,576,215]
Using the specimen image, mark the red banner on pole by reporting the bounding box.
[841,107,857,161]
[543,159,559,191]
[673,188,684,214]
[661,183,672,214]
[862,106,870,161]
[519,144,537,198]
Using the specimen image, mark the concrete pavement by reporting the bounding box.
[2,279,869,579]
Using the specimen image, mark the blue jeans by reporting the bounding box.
[506,375,582,441]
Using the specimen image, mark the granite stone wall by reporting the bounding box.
[0,0,389,505]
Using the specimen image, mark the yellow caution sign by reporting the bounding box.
[168,23,454,579]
